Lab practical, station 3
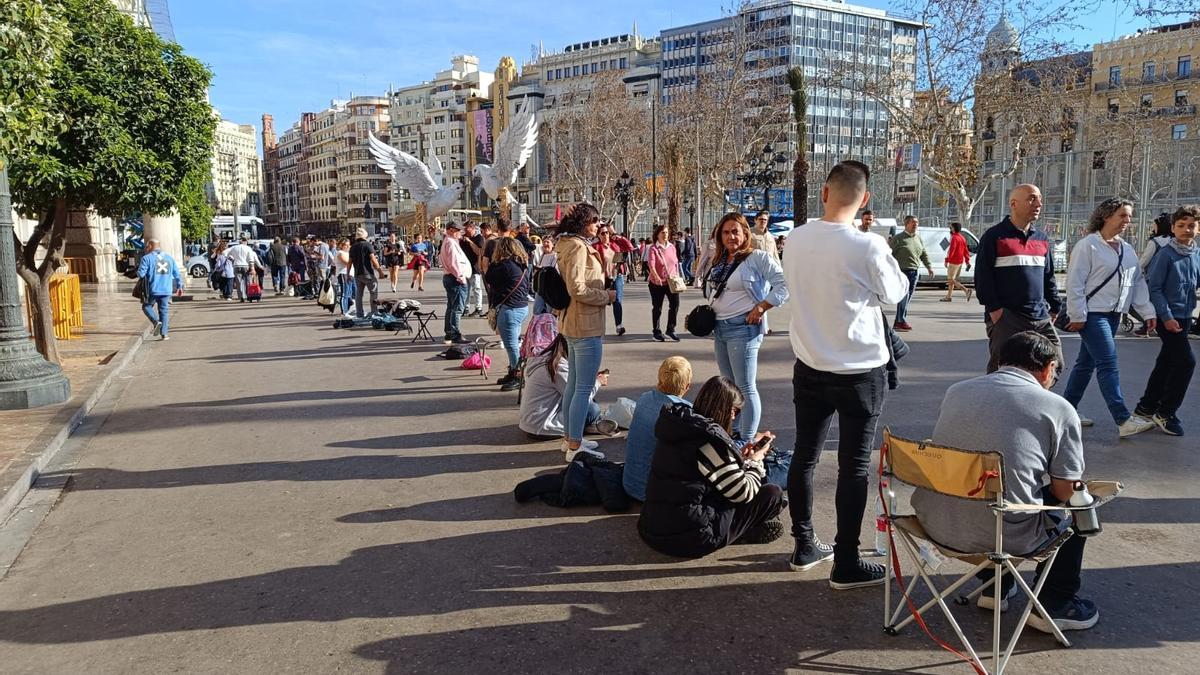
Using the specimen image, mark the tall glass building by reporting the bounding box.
[661,0,921,218]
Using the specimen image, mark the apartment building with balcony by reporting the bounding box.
[338,96,392,233]
[1092,20,1199,143]
[207,115,262,218]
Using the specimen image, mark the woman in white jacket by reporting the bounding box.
[519,334,617,440]
[1062,198,1158,437]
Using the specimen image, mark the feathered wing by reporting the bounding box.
[427,151,445,185]
[366,132,439,202]
[491,103,539,190]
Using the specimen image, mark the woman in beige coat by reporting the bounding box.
[554,203,617,461]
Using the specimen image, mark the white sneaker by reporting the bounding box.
[160,335,170,341]
[1079,416,1094,427]
[1118,415,1155,438]
[564,446,605,463]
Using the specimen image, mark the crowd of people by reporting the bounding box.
[141,160,1198,639]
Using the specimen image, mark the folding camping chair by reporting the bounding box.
[410,311,438,343]
[878,429,1122,675]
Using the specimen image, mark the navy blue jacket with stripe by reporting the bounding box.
[974,217,1061,320]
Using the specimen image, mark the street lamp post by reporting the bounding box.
[0,163,70,409]
[613,170,634,238]
[622,69,661,223]
[739,143,788,214]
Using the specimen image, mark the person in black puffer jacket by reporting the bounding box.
[638,376,785,558]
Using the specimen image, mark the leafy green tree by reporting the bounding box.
[7,0,215,362]
[178,162,215,242]
[0,0,68,161]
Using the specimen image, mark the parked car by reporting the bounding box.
[185,254,211,278]
[871,225,981,285]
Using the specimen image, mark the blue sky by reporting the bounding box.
[171,0,1152,143]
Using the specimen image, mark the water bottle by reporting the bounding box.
[1070,481,1102,537]
[873,480,890,555]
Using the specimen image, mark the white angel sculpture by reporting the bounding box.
[472,102,539,206]
[366,132,463,218]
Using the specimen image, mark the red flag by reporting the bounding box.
[554,204,562,222]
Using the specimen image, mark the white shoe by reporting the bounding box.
[1118,415,1155,438]
[1079,416,1094,427]
[160,335,170,341]
[564,446,605,463]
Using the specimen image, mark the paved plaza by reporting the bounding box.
[0,283,1197,673]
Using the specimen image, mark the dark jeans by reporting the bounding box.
[1063,312,1130,424]
[985,309,1064,379]
[979,489,1086,610]
[721,483,786,548]
[271,265,287,291]
[787,360,886,565]
[681,255,695,284]
[895,268,918,324]
[1138,318,1196,417]
[648,282,679,334]
[442,274,467,341]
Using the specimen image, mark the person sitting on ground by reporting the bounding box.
[638,376,786,558]
[623,356,694,502]
[518,334,618,441]
[910,330,1097,634]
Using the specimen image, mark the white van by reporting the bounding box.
[870,224,980,285]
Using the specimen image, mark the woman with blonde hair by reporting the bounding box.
[704,212,788,442]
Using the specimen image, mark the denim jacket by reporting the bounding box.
[706,249,789,336]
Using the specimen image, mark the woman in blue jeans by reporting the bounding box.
[554,203,616,461]
[1062,198,1157,437]
[706,212,789,441]
[484,237,532,391]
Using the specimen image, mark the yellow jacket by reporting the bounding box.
[555,234,609,337]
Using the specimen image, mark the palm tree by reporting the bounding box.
[787,67,809,225]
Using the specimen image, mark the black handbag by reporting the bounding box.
[685,255,745,337]
[1054,246,1124,332]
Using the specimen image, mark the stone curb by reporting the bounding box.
[0,324,153,525]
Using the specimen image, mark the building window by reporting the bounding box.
[620,57,627,68]
[1108,65,1121,85]
[983,144,993,161]
[573,65,580,77]
[1180,56,1192,78]
[1141,93,1154,108]
[1107,97,1119,114]
[1143,61,1156,80]
[539,189,551,204]
[1173,124,1187,140]
[1176,90,1189,107]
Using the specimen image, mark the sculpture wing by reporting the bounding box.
[427,151,445,184]
[491,103,539,188]
[367,132,439,202]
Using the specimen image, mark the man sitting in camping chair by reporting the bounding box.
[910,330,1097,635]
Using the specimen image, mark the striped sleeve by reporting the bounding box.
[696,442,765,504]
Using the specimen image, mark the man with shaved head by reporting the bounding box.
[782,160,909,589]
[975,183,1064,375]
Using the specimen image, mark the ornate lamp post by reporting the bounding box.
[0,163,70,409]
[613,170,634,237]
[739,143,788,214]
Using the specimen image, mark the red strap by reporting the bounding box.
[878,442,987,675]
[968,470,1000,497]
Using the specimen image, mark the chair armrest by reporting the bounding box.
[992,480,1123,513]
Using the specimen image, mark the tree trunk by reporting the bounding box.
[793,156,809,225]
[13,199,67,364]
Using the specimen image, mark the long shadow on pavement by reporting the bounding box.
[42,448,555,491]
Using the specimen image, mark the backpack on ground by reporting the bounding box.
[438,344,476,360]
[533,265,571,310]
[521,313,558,360]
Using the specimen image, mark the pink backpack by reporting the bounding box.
[461,352,491,370]
[521,312,558,360]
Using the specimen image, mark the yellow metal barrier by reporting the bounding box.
[24,273,84,341]
[63,256,97,283]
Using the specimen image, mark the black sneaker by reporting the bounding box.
[497,370,517,386]
[499,378,523,392]
[1133,405,1156,419]
[829,559,886,590]
[1027,597,1099,633]
[666,331,680,342]
[1154,413,1184,436]
[736,519,785,545]
[452,336,471,345]
[788,538,834,571]
[652,331,665,342]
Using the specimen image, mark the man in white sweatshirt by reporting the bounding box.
[781,160,909,589]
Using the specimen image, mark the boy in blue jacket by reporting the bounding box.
[136,239,184,340]
[1136,205,1200,436]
